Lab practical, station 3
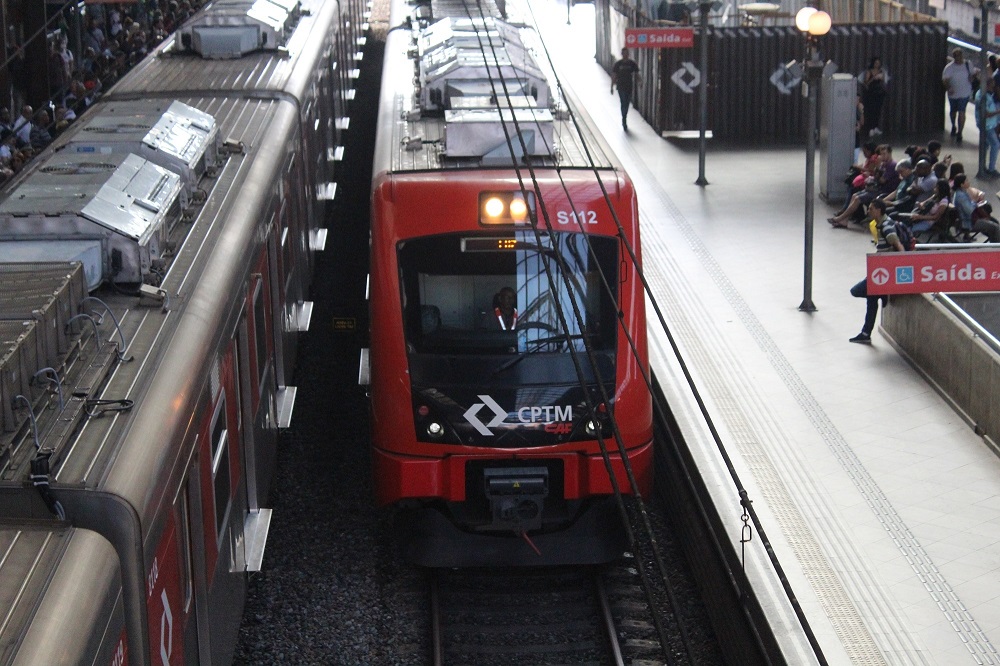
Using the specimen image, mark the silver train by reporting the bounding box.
[0,0,364,662]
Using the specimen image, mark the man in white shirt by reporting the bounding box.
[942,48,978,143]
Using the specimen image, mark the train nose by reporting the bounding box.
[483,467,549,532]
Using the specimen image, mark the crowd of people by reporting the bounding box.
[828,136,1000,344]
[828,138,1000,244]
[1,0,206,185]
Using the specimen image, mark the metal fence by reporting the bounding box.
[596,0,949,142]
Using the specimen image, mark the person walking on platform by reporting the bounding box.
[942,48,978,143]
[611,47,640,130]
[849,199,904,344]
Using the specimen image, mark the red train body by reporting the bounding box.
[367,0,652,566]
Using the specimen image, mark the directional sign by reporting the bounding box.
[770,65,800,95]
[625,28,695,49]
[866,250,1000,295]
[671,62,701,93]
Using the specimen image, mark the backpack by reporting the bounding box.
[872,217,915,250]
[889,219,916,250]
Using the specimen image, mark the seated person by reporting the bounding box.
[489,287,518,331]
[904,159,938,207]
[925,139,951,168]
[901,180,951,235]
[840,141,880,212]
[830,144,898,228]
[953,174,1000,242]
[882,159,916,213]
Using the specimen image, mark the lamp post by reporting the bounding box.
[795,7,830,313]
[695,1,714,186]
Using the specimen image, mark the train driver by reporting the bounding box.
[491,286,518,330]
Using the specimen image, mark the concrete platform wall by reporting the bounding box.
[881,293,1000,455]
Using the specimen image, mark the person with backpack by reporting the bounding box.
[849,199,906,344]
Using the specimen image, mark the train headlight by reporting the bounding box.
[508,197,528,220]
[484,196,505,218]
[479,191,535,225]
[426,421,444,438]
[584,419,598,436]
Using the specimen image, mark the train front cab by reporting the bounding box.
[369,175,653,566]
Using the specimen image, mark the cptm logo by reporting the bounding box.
[464,395,572,436]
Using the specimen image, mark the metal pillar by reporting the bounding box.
[696,2,711,186]
[800,55,823,313]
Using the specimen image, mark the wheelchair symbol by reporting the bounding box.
[895,266,914,284]
[871,267,890,285]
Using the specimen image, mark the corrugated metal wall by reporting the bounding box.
[595,0,949,142]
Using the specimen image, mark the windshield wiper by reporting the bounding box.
[491,333,595,374]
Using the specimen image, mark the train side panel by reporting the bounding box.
[0,0,365,660]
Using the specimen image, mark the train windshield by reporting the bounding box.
[398,231,619,360]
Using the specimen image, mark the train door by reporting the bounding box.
[196,349,249,665]
[237,303,277,546]
[144,487,195,665]
[176,461,205,664]
[248,266,280,506]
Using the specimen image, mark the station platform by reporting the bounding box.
[533,3,1000,664]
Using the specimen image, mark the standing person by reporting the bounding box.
[849,199,904,344]
[861,57,887,137]
[942,48,978,143]
[611,47,640,130]
[975,77,1000,176]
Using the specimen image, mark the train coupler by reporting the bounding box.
[483,466,548,532]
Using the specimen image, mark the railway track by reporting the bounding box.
[429,561,667,666]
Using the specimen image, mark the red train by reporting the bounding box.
[0,0,363,662]
[366,0,652,566]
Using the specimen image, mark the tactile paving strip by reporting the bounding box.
[622,149,996,665]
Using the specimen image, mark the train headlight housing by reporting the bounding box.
[479,191,535,225]
[584,419,598,436]
[426,421,444,438]
[508,197,528,220]
[484,196,505,218]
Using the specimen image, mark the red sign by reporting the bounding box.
[866,250,1000,295]
[625,28,695,49]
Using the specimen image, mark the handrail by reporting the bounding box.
[933,292,1000,355]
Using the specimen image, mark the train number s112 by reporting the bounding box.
[556,209,598,225]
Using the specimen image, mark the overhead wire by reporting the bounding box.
[520,3,829,661]
[457,0,686,660]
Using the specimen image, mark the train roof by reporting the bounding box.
[0,525,122,666]
[0,93,294,498]
[377,0,616,173]
[106,0,341,104]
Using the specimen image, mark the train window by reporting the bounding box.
[252,278,269,392]
[178,482,194,613]
[398,231,618,366]
[211,397,232,538]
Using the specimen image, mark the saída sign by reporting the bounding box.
[866,250,1000,295]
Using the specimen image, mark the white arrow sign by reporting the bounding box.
[671,62,700,94]
[770,66,800,95]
